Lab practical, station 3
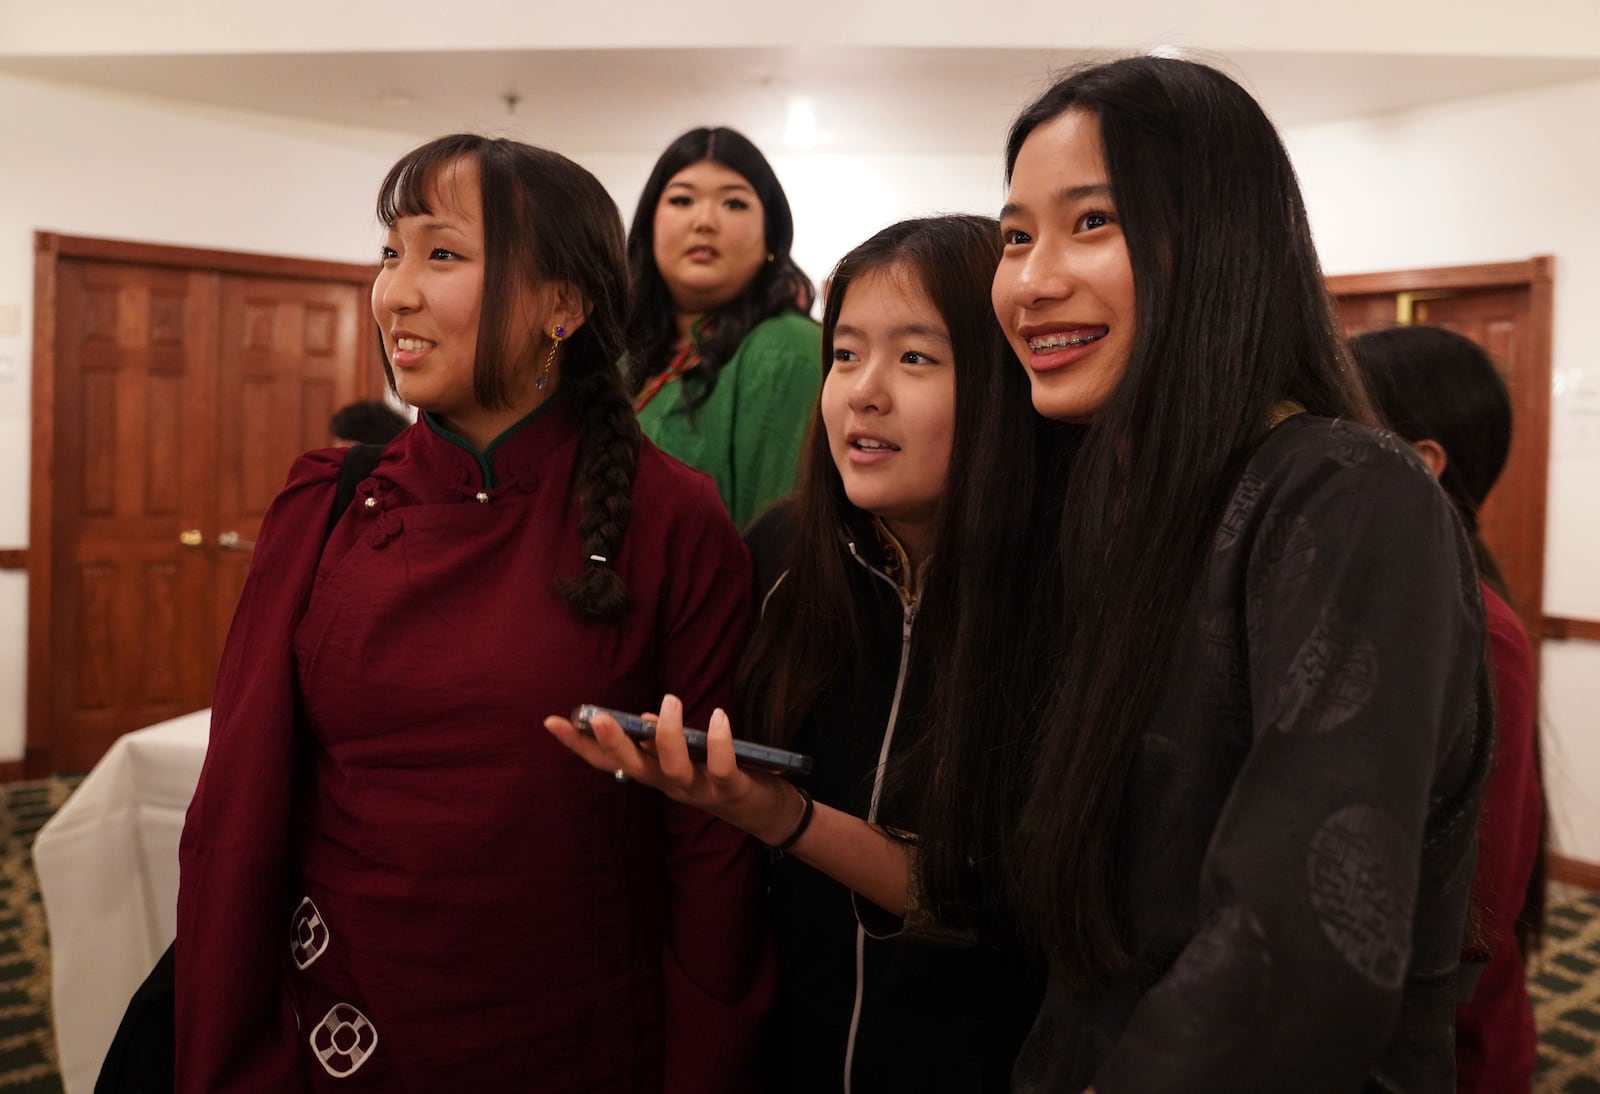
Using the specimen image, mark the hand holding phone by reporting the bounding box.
[545,697,817,848]
[571,705,813,777]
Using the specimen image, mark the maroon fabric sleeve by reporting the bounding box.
[653,472,776,1094]
[1463,585,1539,953]
[175,449,343,1092]
[1456,583,1540,1093]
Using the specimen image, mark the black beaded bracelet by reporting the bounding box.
[770,785,815,854]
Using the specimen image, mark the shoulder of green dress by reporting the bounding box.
[736,311,822,365]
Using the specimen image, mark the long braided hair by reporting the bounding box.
[377,134,638,620]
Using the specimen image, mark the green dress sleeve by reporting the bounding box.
[726,314,822,528]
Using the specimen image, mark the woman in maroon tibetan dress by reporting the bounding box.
[175,135,771,1091]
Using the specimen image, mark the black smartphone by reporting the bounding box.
[571,704,814,777]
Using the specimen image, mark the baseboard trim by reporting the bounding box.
[1549,854,1600,892]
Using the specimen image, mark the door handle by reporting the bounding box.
[179,529,203,548]
[217,531,256,551]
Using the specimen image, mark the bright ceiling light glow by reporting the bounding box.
[784,97,827,151]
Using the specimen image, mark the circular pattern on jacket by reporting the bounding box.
[1268,608,1378,735]
[1245,510,1319,649]
[1326,418,1377,468]
[1256,512,1317,599]
[1306,805,1413,990]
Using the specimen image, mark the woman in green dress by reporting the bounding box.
[625,127,821,528]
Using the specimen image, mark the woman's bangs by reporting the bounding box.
[377,143,467,226]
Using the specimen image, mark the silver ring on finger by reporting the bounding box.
[613,769,629,783]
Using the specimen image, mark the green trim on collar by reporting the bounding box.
[422,394,561,488]
[685,314,710,352]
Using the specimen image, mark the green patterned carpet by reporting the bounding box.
[0,776,1597,1091]
[1,778,79,1092]
[1533,891,1600,1091]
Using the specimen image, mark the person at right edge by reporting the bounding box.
[625,126,821,529]
[1352,325,1547,1094]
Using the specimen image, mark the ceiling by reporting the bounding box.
[5,46,1600,156]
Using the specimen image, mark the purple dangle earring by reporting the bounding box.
[537,325,565,392]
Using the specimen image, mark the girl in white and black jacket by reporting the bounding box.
[549,215,1061,1091]
[742,497,1040,1093]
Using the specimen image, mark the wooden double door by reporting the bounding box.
[29,235,382,773]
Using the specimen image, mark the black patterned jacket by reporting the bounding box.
[1012,415,1490,1094]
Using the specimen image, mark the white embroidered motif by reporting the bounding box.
[290,896,331,970]
[310,1003,379,1078]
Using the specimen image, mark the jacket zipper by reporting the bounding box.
[841,538,918,1094]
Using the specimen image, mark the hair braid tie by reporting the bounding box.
[555,367,637,620]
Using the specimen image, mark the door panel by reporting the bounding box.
[52,260,217,770]
[213,275,368,655]
[1412,290,1547,644]
[217,277,367,522]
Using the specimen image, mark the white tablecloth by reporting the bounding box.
[34,708,211,1094]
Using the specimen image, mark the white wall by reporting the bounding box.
[1284,75,1600,862]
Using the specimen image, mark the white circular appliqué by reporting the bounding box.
[310,1002,379,1078]
[290,896,331,970]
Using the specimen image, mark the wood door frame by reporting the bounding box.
[1327,256,1594,643]
[26,232,382,776]
[1328,257,1554,298]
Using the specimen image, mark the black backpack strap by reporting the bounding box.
[324,442,385,545]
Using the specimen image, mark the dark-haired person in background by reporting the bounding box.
[327,399,411,446]
[176,134,769,1091]
[626,126,821,527]
[1352,325,1546,1094]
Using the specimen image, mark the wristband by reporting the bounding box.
[770,785,815,854]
